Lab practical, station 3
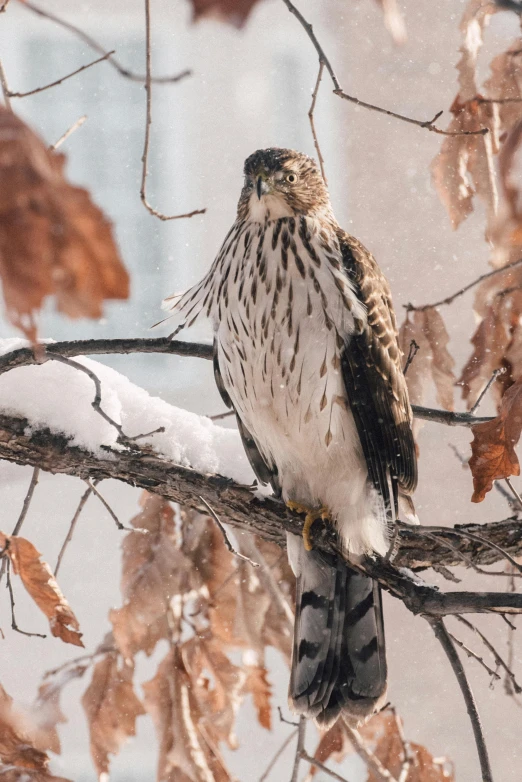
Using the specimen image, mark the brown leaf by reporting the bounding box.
[469,378,522,501]
[0,532,83,647]
[143,646,232,782]
[306,720,353,779]
[399,310,455,410]
[0,106,129,340]
[110,494,197,659]
[0,684,71,780]
[190,0,263,28]
[459,292,518,408]
[362,710,454,782]
[242,665,271,730]
[81,653,145,778]
[182,635,245,748]
[431,98,498,230]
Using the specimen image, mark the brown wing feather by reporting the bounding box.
[337,231,417,512]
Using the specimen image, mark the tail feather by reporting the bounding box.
[288,534,387,728]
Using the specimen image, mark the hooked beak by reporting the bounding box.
[256,176,270,200]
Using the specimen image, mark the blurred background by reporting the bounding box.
[0,0,521,779]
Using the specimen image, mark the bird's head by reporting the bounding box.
[238,148,332,222]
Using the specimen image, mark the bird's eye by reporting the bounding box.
[286,173,298,184]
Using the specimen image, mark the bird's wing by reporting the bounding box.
[337,231,417,515]
[213,339,280,494]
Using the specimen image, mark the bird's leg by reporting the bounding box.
[286,501,330,551]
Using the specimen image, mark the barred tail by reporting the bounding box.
[287,534,387,728]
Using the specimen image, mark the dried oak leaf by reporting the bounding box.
[459,289,522,408]
[190,0,263,28]
[362,711,454,782]
[182,634,245,748]
[0,684,71,781]
[81,653,145,778]
[0,106,129,340]
[469,378,522,501]
[110,494,198,659]
[399,309,455,410]
[0,532,83,647]
[242,664,271,731]
[431,1,500,230]
[306,720,352,779]
[143,646,232,782]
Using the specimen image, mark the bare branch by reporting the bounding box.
[308,61,327,184]
[85,480,134,533]
[426,617,493,782]
[0,467,40,585]
[5,561,46,639]
[19,0,192,85]
[50,114,87,151]
[141,0,205,221]
[290,716,306,782]
[405,257,522,312]
[455,615,522,694]
[0,338,496,430]
[0,58,12,111]
[343,721,398,782]
[259,728,298,782]
[280,0,487,137]
[470,368,506,415]
[301,750,352,782]
[447,631,502,681]
[198,495,259,567]
[403,339,419,376]
[55,483,94,576]
[7,51,113,98]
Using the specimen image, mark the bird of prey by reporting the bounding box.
[162,148,417,727]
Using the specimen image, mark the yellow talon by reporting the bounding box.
[286,501,330,551]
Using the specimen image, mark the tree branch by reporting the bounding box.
[426,618,493,782]
[280,0,487,137]
[0,413,521,618]
[0,338,495,428]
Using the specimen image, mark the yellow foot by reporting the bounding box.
[286,501,329,552]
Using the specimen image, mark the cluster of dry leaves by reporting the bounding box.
[0,106,129,341]
[398,1,522,504]
[0,494,453,781]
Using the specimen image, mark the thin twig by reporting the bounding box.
[343,722,398,781]
[0,59,12,111]
[85,480,133,532]
[209,410,235,421]
[141,0,205,221]
[0,467,40,585]
[280,0,487,137]
[397,521,522,575]
[49,115,87,151]
[505,478,522,511]
[427,617,493,782]
[403,340,419,376]
[198,496,259,567]
[7,51,113,98]
[447,631,502,682]
[301,751,352,782]
[277,706,300,727]
[259,728,298,782]
[55,484,94,576]
[19,0,192,85]
[290,716,307,782]
[456,615,522,694]
[6,562,46,639]
[308,61,327,184]
[389,707,413,782]
[419,528,520,579]
[470,368,506,415]
[239,537,294,623]
[405,257,522,312]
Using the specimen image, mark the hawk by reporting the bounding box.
[162,148,417,727]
